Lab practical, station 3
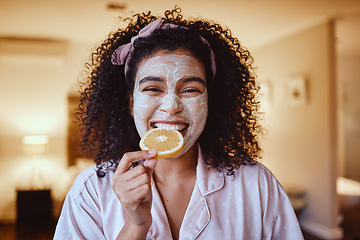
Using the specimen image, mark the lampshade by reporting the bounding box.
[22,135,49,155]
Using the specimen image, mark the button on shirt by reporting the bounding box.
[54,149,304,240]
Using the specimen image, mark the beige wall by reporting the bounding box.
[337,13,360,182]
[252,21,342,238]
[0,40,91,221]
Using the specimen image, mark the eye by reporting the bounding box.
[182,88,202,93]
[180,87,204,98]
[177,77,206,98]
[140,86,165,96]
[137,76,165,96]
[143,87,163,93]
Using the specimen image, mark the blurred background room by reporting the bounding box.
[0,0,360,239]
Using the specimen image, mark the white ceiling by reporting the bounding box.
[0,0,360,52]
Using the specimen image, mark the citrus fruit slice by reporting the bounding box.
[139,128,184,159]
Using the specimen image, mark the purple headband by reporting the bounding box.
[111,18,216,78]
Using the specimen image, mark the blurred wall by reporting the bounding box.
[337,13,360,182]
[253,21,342,239]
[0,40,91,222]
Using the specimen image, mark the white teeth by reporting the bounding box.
[154,123,186,131]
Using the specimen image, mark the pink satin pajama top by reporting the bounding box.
[54,149,304,240]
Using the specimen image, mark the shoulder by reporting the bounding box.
[66,165,115,200]
[66,165,97,199]
[231,162,287,199]
[236,162,280,182]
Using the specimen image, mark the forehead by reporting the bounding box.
[135,50,205,80]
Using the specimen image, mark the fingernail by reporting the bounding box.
[148,150,156,155]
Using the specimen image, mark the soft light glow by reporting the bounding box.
[337,177,360,196]
[22,135,49,155]
[12,156,63,190]
[22,135,49,145]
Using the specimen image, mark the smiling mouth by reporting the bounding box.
[152,123,188,134]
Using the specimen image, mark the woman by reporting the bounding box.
[54,8,304,240]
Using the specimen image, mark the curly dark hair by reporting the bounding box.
[78,7,262,177]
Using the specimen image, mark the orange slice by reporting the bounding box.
[139,128,184,159]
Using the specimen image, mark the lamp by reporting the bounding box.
[21,135,49,189]
[18,135,53,228]
[22,135,49,155]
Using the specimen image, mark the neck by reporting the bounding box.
[153,144,198,184]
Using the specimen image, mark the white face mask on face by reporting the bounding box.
[131,50,208,158]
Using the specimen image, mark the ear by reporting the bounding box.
[127,92,134,117]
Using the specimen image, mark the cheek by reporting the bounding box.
[180,93,208,154]
[183,93,208,123]
[132,91,160,136]
[133,91,153,112]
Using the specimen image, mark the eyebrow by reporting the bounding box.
[139,76,164,84]
[181,77,206,86]
[139,76,206,86]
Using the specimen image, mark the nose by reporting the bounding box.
[160,93,183,115]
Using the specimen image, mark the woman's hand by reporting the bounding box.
[112,150,157,239]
